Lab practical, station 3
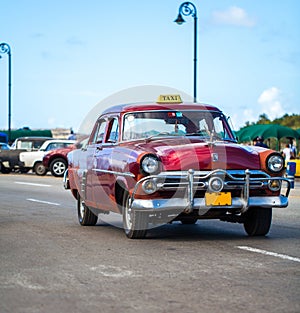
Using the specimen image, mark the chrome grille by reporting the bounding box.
[149,169,270,191]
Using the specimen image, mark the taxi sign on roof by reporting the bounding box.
[156,94,182,104]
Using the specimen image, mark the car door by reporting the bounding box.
[92,116,120,212]
[81,118,108,209]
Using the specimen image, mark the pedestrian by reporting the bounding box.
[289,139,296,159]
[68,129,77,140]
[254,136,268,148]
[282,144,291,161]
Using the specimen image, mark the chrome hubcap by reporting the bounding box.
[53,162,65,175]
[80,201,85,218]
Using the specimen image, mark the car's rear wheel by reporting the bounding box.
[243,207,272,236]
[50,158,67,177]
[0,163,11,174]
[19,168,30,173]
[34,162,47,176]
[77,193,98,226]
[122,192,148,239]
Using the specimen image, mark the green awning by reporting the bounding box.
[236,124,300,142]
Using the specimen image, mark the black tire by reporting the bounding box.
[180,218,198,225]
[122,192,148,239]
[77,193,98,226]
[19,168,30,174]
[244,207,272,236]
[34,162,47,176]
[50,158,67,177]
[0,163,11,174]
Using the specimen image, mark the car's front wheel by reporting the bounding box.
[180,217,198,225]
[77,193,98,226]
[50,158,67,177]
[122,192,148,239]
[243,207,272,236]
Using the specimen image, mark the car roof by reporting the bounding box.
[102,102,222,116]
[14,136,53,141]
[42,139,76,144]
[39,139,76,148]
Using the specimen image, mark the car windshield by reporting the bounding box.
[122,110,235,141]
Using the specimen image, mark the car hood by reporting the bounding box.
[134,137,261,171]
[45,146,74,157]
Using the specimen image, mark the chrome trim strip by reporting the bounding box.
[81,170,88,199]
[92,168,135,178]
[157,169,271,180]
[155,181,265,191]
[186,169,195,213]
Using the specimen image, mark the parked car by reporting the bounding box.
[19,139,76,175]
[64,94,290,239]
[0,142,10,151]
[10,136,53,150]
[0,136,52,174]
[43,137,88,177]
[0,132,8,143]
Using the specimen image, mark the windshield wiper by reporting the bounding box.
[145,132,172,143]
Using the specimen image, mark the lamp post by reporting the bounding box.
[0,42,12,142]
[174,2,198,103]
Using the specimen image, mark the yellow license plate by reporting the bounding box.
[205,192,232,206]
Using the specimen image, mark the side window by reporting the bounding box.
[198,119,210,137]
[45,142,71,151]
[106,118,119,143]
[19,141,33,150]
[45,143,55,151]
[92,119,107,144]
[213,117,226,139]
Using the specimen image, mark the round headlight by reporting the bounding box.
[268,179,281,192]
[267,154,284,173]
[142,179,158,194]
[141,155,159,174]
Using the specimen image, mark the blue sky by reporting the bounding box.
[1,0,299,132]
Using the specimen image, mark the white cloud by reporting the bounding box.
[243,108,256,122]
[257,87,285,120]
[212,6,256,27]
[228,108,256,129]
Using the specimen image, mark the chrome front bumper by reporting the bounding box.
[129,169,290,215]
[131,195,289,215]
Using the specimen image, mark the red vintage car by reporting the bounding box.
[64,95,290,239]
[43,146,75,177]
[43,137,88,177]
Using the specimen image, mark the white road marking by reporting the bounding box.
[2,273,45,290]
[27,198,60,206]
[15,181,51,187]
[89,265,140,278]
[237,246,300,263]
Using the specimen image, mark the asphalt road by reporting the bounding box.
[0,174,299,313]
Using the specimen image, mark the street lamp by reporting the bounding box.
[174,2,198,103]
[0,42,12,142]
